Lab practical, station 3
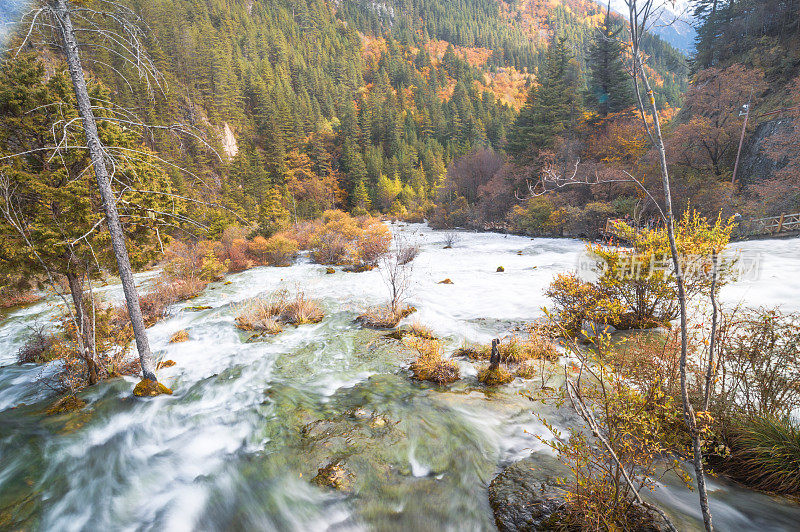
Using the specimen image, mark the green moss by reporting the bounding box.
[133,379,173,397]
[184,305,212,312]
[46,395,86,415]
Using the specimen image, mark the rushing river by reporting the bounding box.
[0,224,798,531]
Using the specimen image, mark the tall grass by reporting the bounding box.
[727,415,800,494]
[235,289,323,333]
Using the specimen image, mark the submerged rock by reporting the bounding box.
[133,379,173,397]
[312,461,354,491]
[184,305,212,312]
[489,456,567,531]
[325,267,336,274]
[497,266,505,272]
[580,320,617,339]
[437,278,454,284]
[46,395,86,415]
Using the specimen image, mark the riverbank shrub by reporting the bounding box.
[16,327,57,364]
[310,210,391,269]
[546,211,735,331]
[536,339,687,530]
[714,308,800,419]
[248,234,299,266]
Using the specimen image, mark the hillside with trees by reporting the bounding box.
[1,0,688,242]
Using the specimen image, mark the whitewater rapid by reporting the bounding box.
[0,224,798,531]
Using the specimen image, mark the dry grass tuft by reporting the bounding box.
[477,365,514,386]
[357,305,416,329]
[405,322,437,340]
[457,328,559,365]
[515,362,537,379]
[235,289,323,333]
[407,337,460,384]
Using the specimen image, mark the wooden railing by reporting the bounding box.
[737,212,800,237]
[603,212,800,241]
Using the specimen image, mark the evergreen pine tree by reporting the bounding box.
[351,179,372,215]
[587,4,636,117]
[506,36,583,163]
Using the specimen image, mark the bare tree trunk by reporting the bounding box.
[489,338,501,371]
[635,53,714,532]
[65,270,99,385]
[703,251,719,411]
[53,0,158,382]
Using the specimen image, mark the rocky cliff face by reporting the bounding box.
[739,115,798,185]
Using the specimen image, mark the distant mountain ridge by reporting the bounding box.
[607,0,695,53]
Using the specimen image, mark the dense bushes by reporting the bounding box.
[310,210,391,269]
[546,212,735,331]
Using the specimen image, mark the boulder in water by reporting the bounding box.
[325,267,336,274]
[133,379,173,397]
[438,278,454,284]
[580,321,617,338]
[489,456,566,531]
[496,266,505,272]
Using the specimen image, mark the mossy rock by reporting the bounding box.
[46,395,86,415]
[312,461,355,491]
[325,267,336,274]
[133,379,173,397]
[496,266,505,272]
[437,278,454,284]
[477,365,514,386]
[184,305,212,312]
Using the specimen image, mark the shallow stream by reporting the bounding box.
[1,224,798,531]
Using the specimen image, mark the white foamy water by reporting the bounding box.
[0,224,797,531]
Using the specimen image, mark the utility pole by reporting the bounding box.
[731,91,753,187]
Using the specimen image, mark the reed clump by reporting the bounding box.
[235,289,323,333]
[407,336,459,385]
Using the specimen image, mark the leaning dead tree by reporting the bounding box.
[4,0,222,386]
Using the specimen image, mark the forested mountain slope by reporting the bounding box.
[1,0,688,236]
